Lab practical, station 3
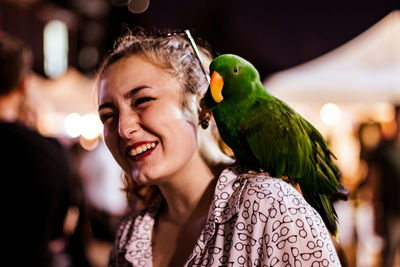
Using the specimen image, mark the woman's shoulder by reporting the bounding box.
[213,165,318,222]
[238,172,324,224]
[240,174,341,266]
[240,172,306,205]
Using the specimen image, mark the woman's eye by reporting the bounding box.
[135,97,155,106]
[99,113,115,124]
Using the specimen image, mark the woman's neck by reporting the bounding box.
[157,151,219,224]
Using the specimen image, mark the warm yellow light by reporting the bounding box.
[320,103,341,125]
[81,113,103,140]
[79,136,99,151]
[64,113,82,138]
[372,103,395,122]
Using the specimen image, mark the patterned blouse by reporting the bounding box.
[109,165,342,266]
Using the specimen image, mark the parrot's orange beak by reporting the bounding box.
[210,71,224,103]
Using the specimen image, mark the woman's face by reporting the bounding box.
[98,55,199,185]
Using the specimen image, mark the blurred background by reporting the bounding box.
[1,0,399,266]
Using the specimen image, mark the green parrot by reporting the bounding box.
[201,54,348,237]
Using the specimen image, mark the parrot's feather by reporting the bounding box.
[201,54,348,237]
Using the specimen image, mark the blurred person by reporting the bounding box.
[77,141,127,236]
[367,106,400,267]
[0,32,76,267]
[348,121,386,267]
[70,141,127,266]
[97,27,342,266]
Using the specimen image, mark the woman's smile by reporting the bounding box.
[126,141,158,160]
[99,55,200,184]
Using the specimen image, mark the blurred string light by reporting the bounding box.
[320,103,341,126]
[79,136,100,151]
[63,113,103,139]
[81,113,103,140]
[128,0,150,13]
[64,113,82,138]
[111,0,150,14]
[43,20,69,78]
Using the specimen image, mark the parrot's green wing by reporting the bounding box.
[241,97,340,236]
[202,53,347,237]
[244,99,335,189]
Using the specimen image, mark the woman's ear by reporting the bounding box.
[199,108,212,129]
[199,100,212,129]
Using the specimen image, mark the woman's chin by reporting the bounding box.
[131,169,159,186]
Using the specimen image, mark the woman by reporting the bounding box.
[97,28,342,266]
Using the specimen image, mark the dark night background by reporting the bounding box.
[1,2,399,266]
[1,0,399,78]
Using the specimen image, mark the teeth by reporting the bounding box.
[128,142,156,157]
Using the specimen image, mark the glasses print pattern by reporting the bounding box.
[187,165,341,266]
[111,165,341,266]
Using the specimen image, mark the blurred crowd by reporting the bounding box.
[1,32,399,267]
[335,106,400,267]
[1,32,127,267]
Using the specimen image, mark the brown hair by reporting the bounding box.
[97,27,233,210]
[0,32,32,96]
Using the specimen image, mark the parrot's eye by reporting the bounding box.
[233,67,239,74]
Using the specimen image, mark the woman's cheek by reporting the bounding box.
[143,103,198,154]
[173,118,198,154]
[103,129,126,168]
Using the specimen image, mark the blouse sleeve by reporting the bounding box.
[242,176,342,266]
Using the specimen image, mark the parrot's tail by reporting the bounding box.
[319,194,338,238]
[302,189,339,238]
[331,184,349,201]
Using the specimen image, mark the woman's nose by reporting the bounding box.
[118,112,140,139]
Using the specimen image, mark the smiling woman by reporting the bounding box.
[97,27,236,266]
[97,28,233,204]
[96,27,343,267]
[98,54,204,186]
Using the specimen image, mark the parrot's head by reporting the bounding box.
[201,54,260,110]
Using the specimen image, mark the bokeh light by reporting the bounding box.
[64,113,82,138]
[320,103,341,125]
[81,113,103,140]
[43,20,69,78]
[128,0,150,14]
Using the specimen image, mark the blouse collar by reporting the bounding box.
[124,164,251,265]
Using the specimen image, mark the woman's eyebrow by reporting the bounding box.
[98,86,149,112]
[123,86,148,100]
[98,102,113,111]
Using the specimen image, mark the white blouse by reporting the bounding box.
[109,164,342,266]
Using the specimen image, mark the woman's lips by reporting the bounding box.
[127,141,157,160]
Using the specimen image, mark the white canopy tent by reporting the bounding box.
[263,11,400,181]
[263,10,400,104]
[262,11,400,259]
